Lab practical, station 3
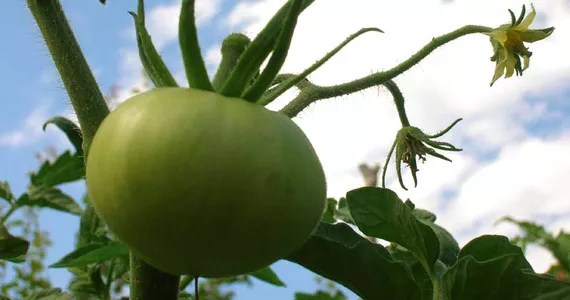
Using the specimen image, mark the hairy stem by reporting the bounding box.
[26,0,109,156]
[382,80,410,127]
[259,27,383,106]
[129,253,180,300]
[280,25,492,118]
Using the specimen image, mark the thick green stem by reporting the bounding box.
[280,25,492,118]
[129,253,180,300]
[26,0,109,156]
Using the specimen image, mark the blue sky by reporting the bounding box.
[2,0,570,299]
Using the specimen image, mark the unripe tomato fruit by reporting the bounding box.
[86,87,327,277]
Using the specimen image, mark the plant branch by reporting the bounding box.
[129,253,180,300]
[26,0,110,156]
[259,27,383,106]
[279,25,492,118]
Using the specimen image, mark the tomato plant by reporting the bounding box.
[86,87,327,277]
[5,0,566,299]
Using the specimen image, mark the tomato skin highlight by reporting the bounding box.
[86,87,327,277]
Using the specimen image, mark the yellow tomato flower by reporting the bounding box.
[485,4,554,86]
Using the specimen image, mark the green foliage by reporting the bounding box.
[287,222,422,299]
[17,0,565,299]
[1,151,56,298]
[496,216,570,281]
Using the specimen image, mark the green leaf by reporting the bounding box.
[334,197,354,225]
[4,254,26,263]
[242,0,303,102]
[68,264,105,296]
[128,0,178,88]
[442,253,524,299]
[29,151,85,188]
[440,235,570,299]
[43,116,84,156]
[177,291,192,299]
[321,198,337,224]
[411,206,459,267]
[387,244,433,297]
[518,271,570,300]
[220,0,315,98]
[78,202,108,247]
[346,187,439,272]
[17,187,82,216]
[249,266,286,287]
[179,0,214,91]
[412,208,436,223]
[0,181,15,203]
[549,232,570,272]
[23,288,73,300]
[295,290,347,300]
[0,223,30,260]
[427,222,459,267]
[442,254,570,300]
[286,222,421,300]
[458,235,533,271]
[50,241,129,268]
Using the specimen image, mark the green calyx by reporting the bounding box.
[382,119,463,191]
[212,33,252,91]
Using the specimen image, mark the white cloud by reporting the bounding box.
[0,103,52,147]
[224,0,570,273]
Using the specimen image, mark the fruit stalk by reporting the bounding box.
[130,253,180,299]
[382,80,410,127]
[26,0,110,156]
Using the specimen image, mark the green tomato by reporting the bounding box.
[86,87,326,277]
